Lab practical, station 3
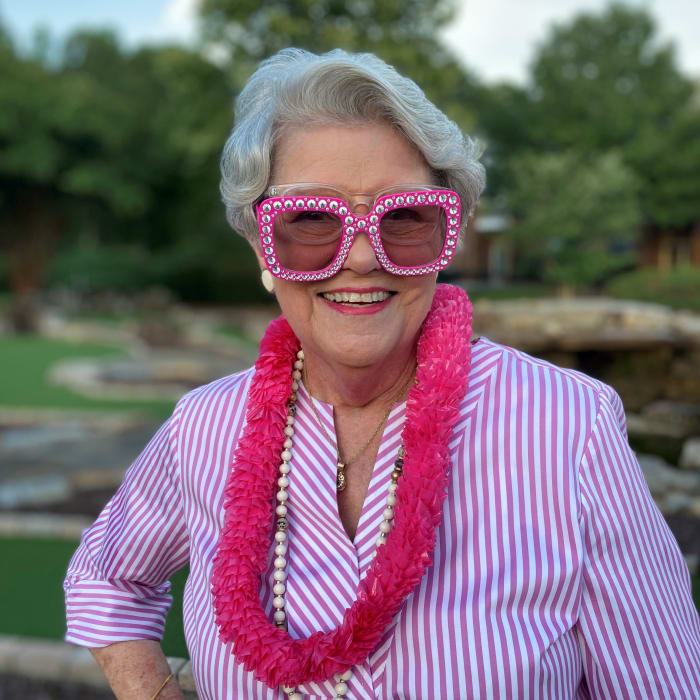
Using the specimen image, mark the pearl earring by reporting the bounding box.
[261,269,275,293]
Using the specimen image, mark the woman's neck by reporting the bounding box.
[302,344,417,410]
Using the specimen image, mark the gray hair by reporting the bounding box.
[220,48,486,242]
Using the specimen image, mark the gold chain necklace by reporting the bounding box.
[303,364,416,492]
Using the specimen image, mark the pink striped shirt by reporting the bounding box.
[64,337,700,698]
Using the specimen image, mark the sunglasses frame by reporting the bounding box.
[257,188,462,282]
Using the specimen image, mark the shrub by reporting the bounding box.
[605,265,700,311]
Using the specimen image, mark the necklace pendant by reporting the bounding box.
[336,461,346,492]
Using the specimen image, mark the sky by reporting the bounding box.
[1,0,699,84]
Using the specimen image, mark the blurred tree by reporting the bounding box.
[506,150,640,294]
[625,107,700,230]
[468,82,531,199]
[527,3,692,152]
[198,0,481,132]
[56,31,233,249]
[0,34,70,330]
[520,3,700,240]
[0,28,260,329]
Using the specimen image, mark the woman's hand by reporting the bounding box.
[90,640,185,699]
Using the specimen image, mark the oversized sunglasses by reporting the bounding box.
[257,184,462,281]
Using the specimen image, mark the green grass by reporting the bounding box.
[0,537,188,658]
[0,336,174,419]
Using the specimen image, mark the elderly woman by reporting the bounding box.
[65,49,700,699]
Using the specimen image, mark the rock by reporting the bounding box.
[667,349,700,402]
[471,297,698,353]
[49,348,255,402]
[0,513,92,539]
[583,347,674,412]
[673,311,700,343]
[685,553,699,576]
[0,410,160,486]
[680,438,700,471]
[637,453,700,517]
[626,413,686,440]
[641,401,700,438]
[0,475,71,509]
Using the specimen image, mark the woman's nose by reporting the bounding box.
[343,230,381,274]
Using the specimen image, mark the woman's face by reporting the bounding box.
[254,121,438,373]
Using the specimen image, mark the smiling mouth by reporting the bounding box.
[320,290,394,306]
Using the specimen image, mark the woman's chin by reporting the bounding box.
[318,333,407,371]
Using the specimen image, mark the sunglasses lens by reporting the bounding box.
[380,205,447,267]
[273,209,343,272]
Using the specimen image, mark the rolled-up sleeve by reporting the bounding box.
[576,385,700,698]
[64,411,189,647]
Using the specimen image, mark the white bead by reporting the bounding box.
[275,531,287,543]
[274,543,287,556]
[294,360,304,370]
[279,463,290,474]
[386,494,397,506]
[276,504,287,517]
[273,582,286,595]
[383,507,394,520]
[376,536,386,547]
[283,438,293,448]
[340,669,352,681]
[281,449,292,461]
[335,681,348,695]
[274,556,287,569]
[274,610,286,622]
[282,686,294,693]
[278,475,290,488]
[273,596,286,609]
[289,693,302,700]
[276,490,288,502]
[287,416,295,425]
[292,369,302,380]
[273,569,287,581]
[284,426,294,437]
[297,349,304,359]
[291,381,299,391]
[379,521,392,534]
[388,482,398,493]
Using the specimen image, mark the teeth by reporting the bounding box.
[321,291,391,303]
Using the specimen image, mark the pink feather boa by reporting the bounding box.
[211,284,473,689]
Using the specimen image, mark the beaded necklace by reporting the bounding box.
[273,347,408,698]
[212,284,473,694]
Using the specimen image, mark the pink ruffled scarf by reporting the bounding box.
[211,284,473,689]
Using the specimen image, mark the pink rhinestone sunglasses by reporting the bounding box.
[257,187,462,282]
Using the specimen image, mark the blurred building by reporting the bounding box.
[457,215,700,284]
[456,212,514,281]
[639,226,700,270]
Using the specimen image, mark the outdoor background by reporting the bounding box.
[1,0,699,695]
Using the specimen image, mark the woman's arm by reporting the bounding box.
[576,385,700,698]
[64,415,191,684]
[90,640,184,699]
